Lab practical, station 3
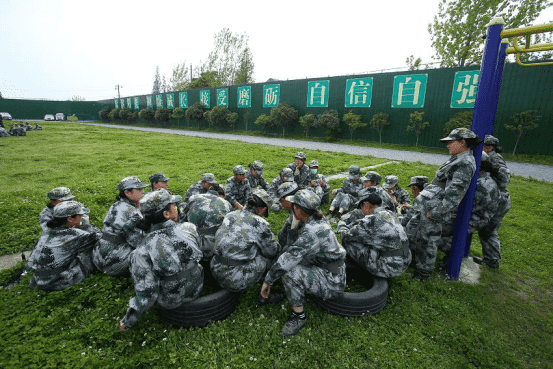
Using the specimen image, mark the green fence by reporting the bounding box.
[0,99,108,121]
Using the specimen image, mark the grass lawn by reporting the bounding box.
[0,122,551,368]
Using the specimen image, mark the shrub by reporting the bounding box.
[108,108,121,122]
[444,110,473,135]
[316,109,340,141]
[299,113,316,138]
[342,110,367,140]
[155,108,171,124]
[243,111,251,131]
[204,106,232,129]
[227,112,238,131]
[185,102,206,129]
[506,110,540,155]
[254,114,273,134]
[171,107,185,126]
[99,107,111,122]
[139,107,155,123]
[127,111,139,123]
[370,112,390,143]
[119,108,131,123]
[406,111,430,147]
[270,103,298,137]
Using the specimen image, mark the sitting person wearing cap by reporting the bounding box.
[224,165,252,210]
[328,165,364,218]
[149,172,189,222]
[35,123,43,130]
[473,135,512,269]
[260,190,346,337]
[306,173,324,200]
[382,175,411,214]
[28,201,101,291]
[400,176,429,231]
[308,160,331,204]
[286,152,310,189]
[184,173,224,200]
[93,176,147,277]
[119,189,203,331]
[267,168,295,211]
[246,160,269,191]
[39,187,77,232]
[275,182,300,251]
[0,125,9,137]
[338,191,411,279]
[211,189,281,299]
[411,128,481,280]
[184,193,233,261]
[360,171,397,213]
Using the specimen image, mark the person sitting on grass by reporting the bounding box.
[382,175,411,214]
[39,187,77,232]
[308,160,331,204]
[305,173,324,201]
[28,201,100,292]
[275,182,300,251]
[184,173,223,200]
[246,160,269,191]
[211,189,281,301]
[327,165,363,218]
[93,176,147,277]
[224,165,252,210]
[338,191,411,279]
[286,152,310,189]
[260,190,346,336]
[119,189,203,331]
[361,171,397,212]
[267,168,295,212]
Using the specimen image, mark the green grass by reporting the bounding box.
[1,122,551,368]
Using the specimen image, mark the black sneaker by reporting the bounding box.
[256,292,284,308]
[472,256,483,265]
[411,271,430,281]
[473,257,499,269]
[281,311,307,336]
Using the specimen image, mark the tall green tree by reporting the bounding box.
[406,111,430,147]
[188,71,222,89]
[270,103,298,137]
[428,0,551,67]
[152,65,161,94]
[169,61,190,91]
[343,110,368,140]
[235,47,255,84]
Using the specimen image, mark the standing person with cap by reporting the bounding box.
[286,152,310,189]
[246,160,269,191]
[211,189,281,301]
[338,191,411,279]
[308,160,331,204]
[382,175,411,214]
[267,168,295,211]
[93,176,148,277]
[119,189,203,331]
[360,171,397,213]
[328,165,364,218]
[224,165,252,210]
[28,201,101,291]
[260,190,346,336]
[411,128,481,280]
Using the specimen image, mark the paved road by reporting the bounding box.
[86,123,553,182]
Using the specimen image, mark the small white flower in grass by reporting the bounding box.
[413,348,417,351]
[163,330,167,333]
[163,338,167,341]
[129,342,132,346]
[142,341,146,347]
[281,304,285,310]
[81,352,85,355]
[249,357,253,361]
[254,358,257,361]
[249,322,253,326]
[144,333,147,336]
[260,314,264,318]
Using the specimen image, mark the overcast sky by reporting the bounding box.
[1,0,551,101]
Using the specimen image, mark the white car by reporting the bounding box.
[44,114,55,121]
[55,113,65,121]
[0,112,12,120]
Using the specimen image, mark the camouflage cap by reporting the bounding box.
[286,189,321,211]
[308,159,319,168]
[118,176,148,191]
[347,165,361,180]
[149,173,170,183]
[440,128,478,142]
[139,188,182,216]
[200,173,218,184]
[53,200,85,218]
[356,188,382,206]
[277,181,298,199]
[47,187,75,201]
[252,188,273,208]
[382,175,399,190]
[408,176,429,187]
[484,135,499,146]
[249,160,264,175]
[363,171,382,184]
[281,168,294,182]
[294,152,307,161]
[233,165,246,175]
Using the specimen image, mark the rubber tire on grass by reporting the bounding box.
[157,289,240,328]
[311,266,389,317]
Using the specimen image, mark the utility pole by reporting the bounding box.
[115,84,123,99]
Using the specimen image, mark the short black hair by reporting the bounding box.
[359,193,382,208]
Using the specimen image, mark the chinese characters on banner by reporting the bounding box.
[200,90,210,108]
[179,92,188,108]
[345,78,373,107]
[114,99,119,109]
[307,80,329,107]
[263,84,280,107]
[166,94,175,109]
[217,88,228,107]
[451,71,479,108]
[147,95,153,109]
[237,86,251,108]
[120,99,125,109]
[156,94,163,109]
[392,74,428,108]
[134,97,139,110]
[127,98,132,110]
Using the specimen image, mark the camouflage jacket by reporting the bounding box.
[469,172,500,233]
[267,176,286,200]
[264,215,346,286]
[403,185,443,242]
[246,171,269,191]
[339,207,411,278]
[122,220,203,329]
[28,225,101,291]
[428,151,476,221]
[185,193,233,259]
[39,207,55,232]
[184,181,221,200]
[337,178,364,197]
[366,186,397,213]
[224,176,252,206]
[0,127,9,137]
[286,162,310,189]
[488,151,511,190]
[278,213,302,251]
[310,173,330,194]
[306,182,324,200]
[93,198,145,275]
[389,186,411,206]
[336,208,365,230]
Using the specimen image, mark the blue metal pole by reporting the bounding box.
[447,18,505,279]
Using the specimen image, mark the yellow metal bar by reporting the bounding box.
[515,52,553,67]
[506,41,553,54]
[501,23,553,38]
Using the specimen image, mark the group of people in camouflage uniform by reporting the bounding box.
[24,128,511,336]
[0,119,42,137]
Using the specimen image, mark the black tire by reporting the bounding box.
[311,266,389,317]
[157,289,240,328]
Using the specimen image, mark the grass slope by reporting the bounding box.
[0,122,551,368]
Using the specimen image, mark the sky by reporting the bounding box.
[1,0,552,101]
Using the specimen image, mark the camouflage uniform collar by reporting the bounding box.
[121,197,138,207]
[372,206,386,215]
[243,206,257,215]
[150,219,175,231]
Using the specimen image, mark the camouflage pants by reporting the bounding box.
[211,254,272,293]
[477,192,510,263]
[331,192,356,212]
[410,216,442,274]
[321,188,330,204]
[282,264,346,307]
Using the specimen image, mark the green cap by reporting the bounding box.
[139,189,182,216]
[47,187,75,201]
[286,189,321,211]
[149,173,170,183]
[382,175,398,190]
[440,128,478,142]
[118,176,148,191]
[53,201,85,218]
